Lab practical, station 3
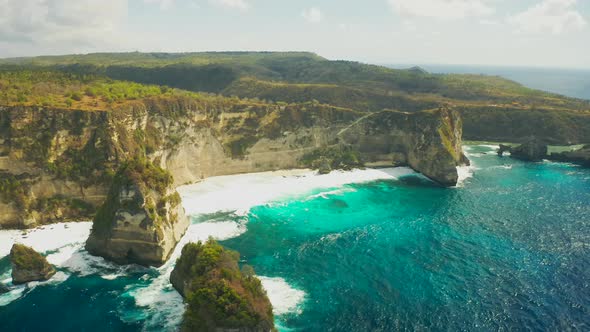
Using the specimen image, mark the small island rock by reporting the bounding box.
[498,139,548,161]
[10,243,56,284]
[171,239,276,332]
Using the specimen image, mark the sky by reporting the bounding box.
[0,0,589,68]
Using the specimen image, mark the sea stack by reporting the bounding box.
[85,158,189,267]
[170,240,276,332]
[10,244,56,284]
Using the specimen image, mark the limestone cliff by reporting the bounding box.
[85,159,189,266]
[338,107,468,186]
[170,240,276,332]
[0,96,467,229]
[10,243,56,284]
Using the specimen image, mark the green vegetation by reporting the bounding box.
[171,239,275,332]
[301,146,364,172]
[10,243,51,272]
[0,172,29,209]
[0,69,173,109]
[91,157,173,236]
[2,51,588,143]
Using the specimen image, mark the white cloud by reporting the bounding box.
[302,7,323,23]
[144,0,174,10]
[508,0,587,35]
[479,19,500,26]
[210,0,249,10]
[388,0,494,20]
[0,0,127,44]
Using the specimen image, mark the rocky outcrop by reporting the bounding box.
[549,145,590,167]
[512,139,548,161]
[10,244,56,284]
[497,139,548,161]
[338,107,468,186]
[171,240,276,332]
[85,159,189,266]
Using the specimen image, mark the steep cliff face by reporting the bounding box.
[0,106,111,229]
[338,107,468,186]
[85,159,189,266]
[0,96,467,230]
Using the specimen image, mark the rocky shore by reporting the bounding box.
[498,140,590,167]
[9,243,56,284]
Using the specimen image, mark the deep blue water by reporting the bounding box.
[1,145,590,331]
[389,64,590,100]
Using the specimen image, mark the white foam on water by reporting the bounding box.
[456,165,475,187]
[480,144,500,150]
[259,276,306,316]
[489,165,513,170]
[0,271,70,307]
[126,219,248,331]
[0,222,92,259]
[0,287,25,306]
[178,167,415,216]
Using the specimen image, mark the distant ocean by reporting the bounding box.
[389,64,590,101]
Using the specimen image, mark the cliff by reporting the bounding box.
[338,107,468,186]
[170,240,275,332]
[0,95,467,230]
[10,243,56,284]
[85,158,189,266]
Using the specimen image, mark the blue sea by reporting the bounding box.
[1,145,590,331]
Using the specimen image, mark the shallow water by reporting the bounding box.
[1,145,589,331]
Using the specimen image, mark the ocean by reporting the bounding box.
[390,64,590,101]
[1,145,589,331]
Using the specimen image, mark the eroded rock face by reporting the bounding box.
[497,139,548,162]
[549,145,590,167]
[339,107,469,186]
[511,139,548,161]
[85,160,189,267]
[10,244,56,284]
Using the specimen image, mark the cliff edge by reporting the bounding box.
[338,107,468,186]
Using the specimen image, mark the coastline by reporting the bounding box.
[0,157,478,328]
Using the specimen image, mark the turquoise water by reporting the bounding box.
[1,145,590,331]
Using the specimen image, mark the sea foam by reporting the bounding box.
[0,222,92,259]
[259,276,306,315]
[178,167,416,216]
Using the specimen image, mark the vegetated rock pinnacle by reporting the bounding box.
[85,158,189,267]
[170,239,276,332]
[10,243,56,284]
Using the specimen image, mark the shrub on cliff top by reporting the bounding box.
[91,157,172,236]
[117,157,172,194]
[173,239,275,332]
